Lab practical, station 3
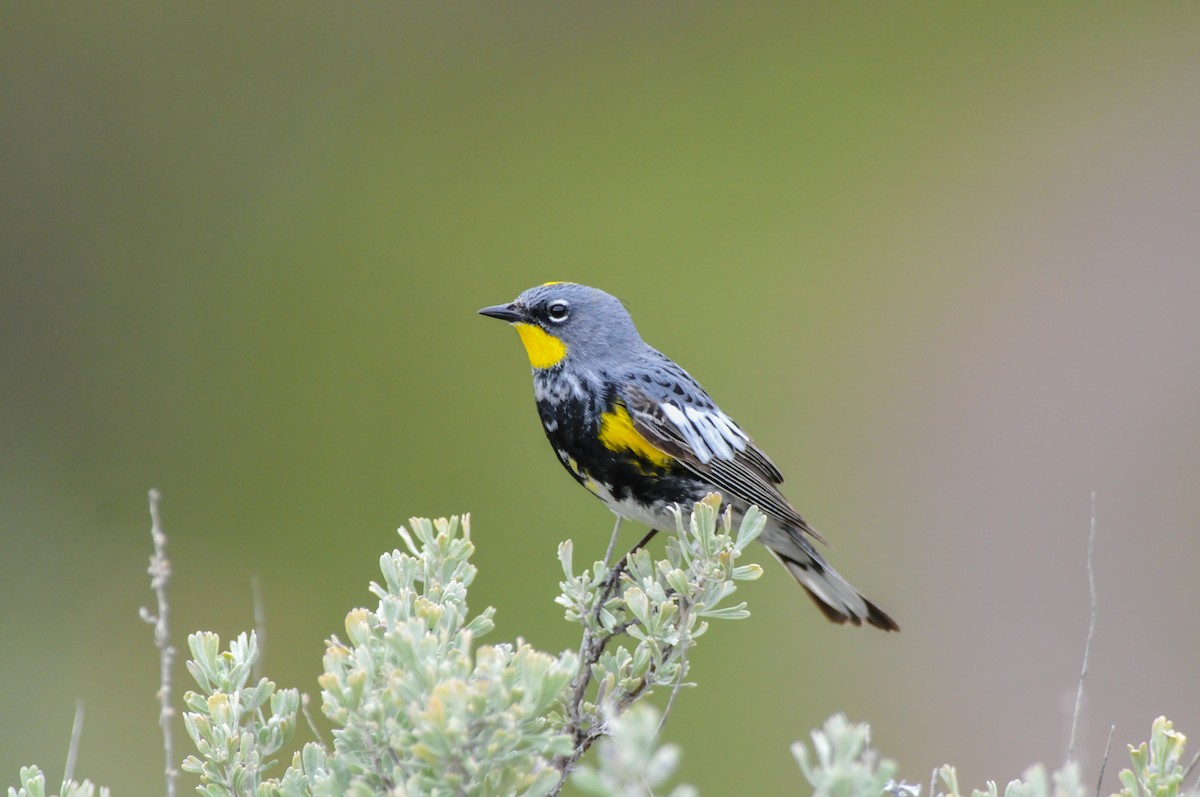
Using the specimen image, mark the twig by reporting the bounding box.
[929,767,939,797]
[551,520,665,797]
[61,698,84,789]
[561,517,625,771]
[571,524,660,717]
[655,653,688,738]
[655,583,702,739]
[593,526,658,616]
[1067,492,1098,766]
[301,693,328,748]
[251,575,266,682]
[1182,748,1200,789]
[602,514,623,570]
[590,517,625,623]
[567,516,624,723]
[1096,724,1115,797]
[139,488,178,797]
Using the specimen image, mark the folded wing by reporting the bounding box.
[621,383,826,544]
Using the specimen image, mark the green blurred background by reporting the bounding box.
[3,3,1199,794]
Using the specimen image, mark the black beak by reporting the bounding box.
[478,303,529,323]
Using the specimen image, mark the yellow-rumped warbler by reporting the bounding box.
[480,282,897,631]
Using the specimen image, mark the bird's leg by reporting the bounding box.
[591,515,624,623]
[623,527,659,561]
[595,525,658,617]
[600,513,623,570]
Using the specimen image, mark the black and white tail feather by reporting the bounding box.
[766,527,898,630]
[622,365,899,632]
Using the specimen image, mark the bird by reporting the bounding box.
[479,282,898,631]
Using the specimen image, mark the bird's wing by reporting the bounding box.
[620,379,826,544]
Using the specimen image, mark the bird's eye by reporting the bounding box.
[547,301,570,323]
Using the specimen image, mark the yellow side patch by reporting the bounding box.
[598,402,674,471]
[513,322,568,369]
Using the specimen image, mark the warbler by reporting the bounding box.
[479,282,897,631]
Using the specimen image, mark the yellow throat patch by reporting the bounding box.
[513,322,568,369]
[598,402,673,471]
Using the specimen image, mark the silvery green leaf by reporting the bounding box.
[598,606,618,630]
[731,563,762,581]
[624,587,650,624]
[557,540,574,579]
[665,567,691,595]
[736,505,766,548]
[243,677,274,712]
[698,603,750,620]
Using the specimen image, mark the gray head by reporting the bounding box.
[478,282,644,370]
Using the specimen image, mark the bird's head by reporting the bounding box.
[479,282,642,370]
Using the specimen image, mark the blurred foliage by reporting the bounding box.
[934,718,1200,797]
[570,705,695,797]
[793,714,899,797]
[937,761,1085,797]
[1111,718,1195,797]
[5,767,109,797]
[793,716,1199,797]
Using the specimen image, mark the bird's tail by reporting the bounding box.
[768,537,899,632]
